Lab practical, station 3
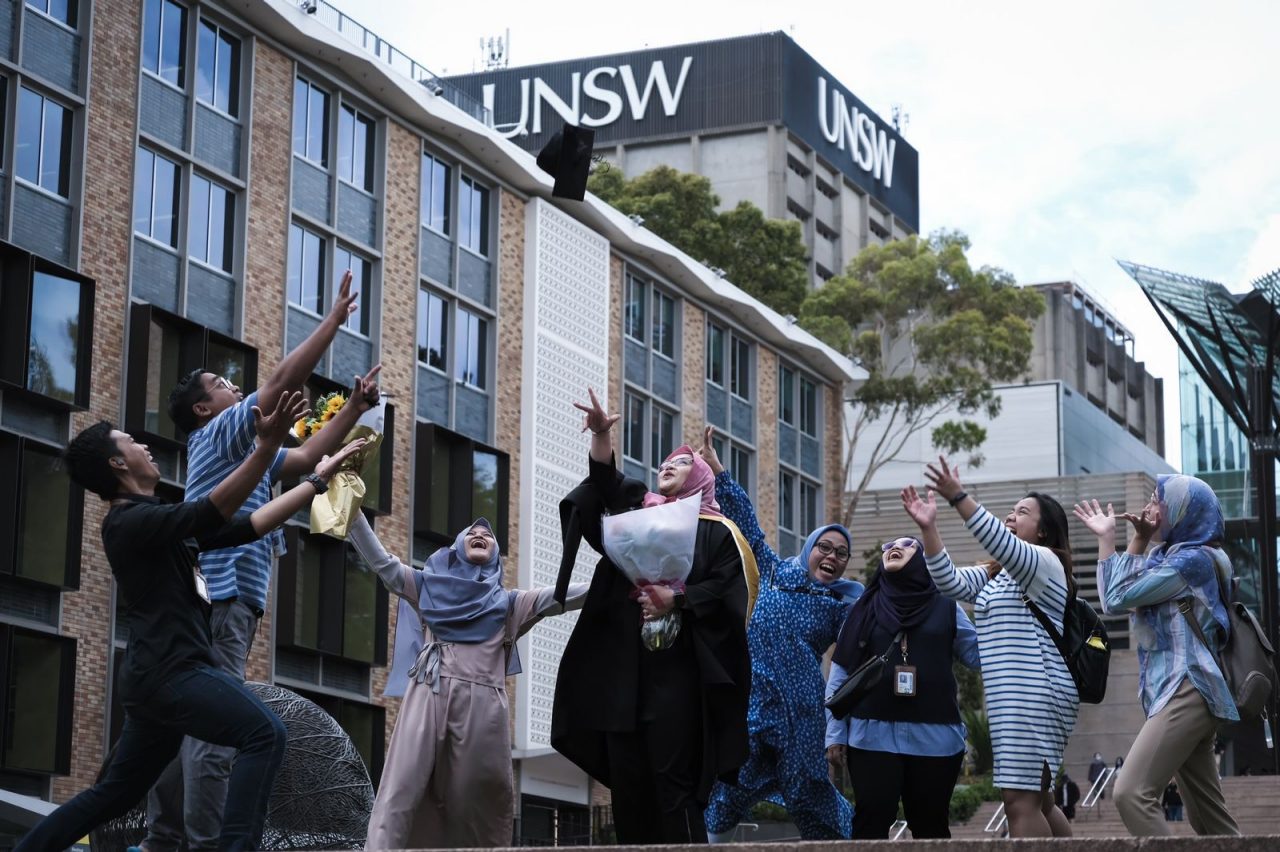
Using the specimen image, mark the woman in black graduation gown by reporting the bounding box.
[552,389,751,844]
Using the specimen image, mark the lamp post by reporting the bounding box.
[1247,362,1280,773]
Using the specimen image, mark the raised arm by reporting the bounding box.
[249,439,367,535]
[207,391,309,519]
[513,584,590,638]
[700,425,773,563]
[574,387,619,466]
[347,510,417,600]
[1100,553,1188,613]
[279,365,381,478]
[259,270,358,403]
[902,483,988,603]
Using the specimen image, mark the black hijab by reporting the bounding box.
[832,538,937,670]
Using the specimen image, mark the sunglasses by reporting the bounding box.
[813,540,851,562]
[658,455,695,474]
[881,536,919,553]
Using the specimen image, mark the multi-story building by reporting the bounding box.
[446,32,920,289]
[0,0,858,843]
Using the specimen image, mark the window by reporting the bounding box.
[0,435,82,588]
[188,173,235,272]
[133,147,180,247]
[650,405,674,474]
[623,393,644,463]
[778,471,795,533]
[624,274,646,342]
[417,289,448,370]
[458,176,489,256]
[26,271,84,404]
[141,0,187,87]
[0,625,76,775]
[196,20,240,116]
[652,290,675,358]
[779,366,796,424]
[333,245,372,336]
[292,77,329,166]
[706,322,725,386]
[16,88,72,198]
[420,153,450,234]
[26,0,77,27]
[337,105,375,192]
[710,433,753,498]
[800,377,819,436]
[287,223,326,314]
[800,480,819,533]
[456,308,487,389]
[730,336,751,399]
[413,423,510,554]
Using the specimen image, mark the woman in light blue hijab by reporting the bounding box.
[1076,474,1239,837]
[345,512,588,849]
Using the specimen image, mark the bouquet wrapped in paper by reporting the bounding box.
[601,495,700,650]
[293,392,385,539]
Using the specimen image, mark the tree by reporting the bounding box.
[799,230,1045,524]
[589,165,809,315]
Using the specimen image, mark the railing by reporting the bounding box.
[983,802,1007,836]
[1081,766,1115,810]
[300,0,492,126]
[889,819,909,840]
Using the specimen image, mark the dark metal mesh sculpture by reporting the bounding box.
[90,682,374,851]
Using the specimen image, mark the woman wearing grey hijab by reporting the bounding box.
[346,513,587,849]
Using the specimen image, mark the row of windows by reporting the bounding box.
[416,290,489,389]
[133,147,236,273]
[286,223,371,336]
[421,152,490,257]
[779,365,820,437]
[707,322,751,399]
[293,77,377,194]
[143,0,241,119]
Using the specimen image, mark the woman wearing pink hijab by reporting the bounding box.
[551,389,754,845]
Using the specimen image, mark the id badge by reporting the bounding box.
[193,570,211,603]
[893,665,917,697]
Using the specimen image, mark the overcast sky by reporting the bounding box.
[342,0,1280,471]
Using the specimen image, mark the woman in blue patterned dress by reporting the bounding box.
[699,428,862,841]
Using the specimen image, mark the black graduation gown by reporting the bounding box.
[551,456,750,804]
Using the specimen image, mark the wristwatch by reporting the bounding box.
[304,473,329,494]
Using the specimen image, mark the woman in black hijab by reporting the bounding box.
[824,536,981,839]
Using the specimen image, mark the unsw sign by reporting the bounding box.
[446,33,919,230]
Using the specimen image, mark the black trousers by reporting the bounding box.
[848,747,965,839]
[605,641,706,845]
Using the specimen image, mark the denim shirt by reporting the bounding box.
[1099,552,1238,721]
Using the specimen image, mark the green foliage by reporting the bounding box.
[587,165,809,315]
[749,800,790,822]
[949,785,983,824]
[962,707,993,776]
[953,657,984,713]
[798,231,1045,522]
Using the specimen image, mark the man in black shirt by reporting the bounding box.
[17,392,364,852]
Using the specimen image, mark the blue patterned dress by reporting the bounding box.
[704,472,861,839]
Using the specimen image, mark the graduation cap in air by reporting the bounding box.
[536,123,595,201]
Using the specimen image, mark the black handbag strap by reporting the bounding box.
[1022,593,1069,660]
[873,630,905,662]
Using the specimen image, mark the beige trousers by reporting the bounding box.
[1113,677,1239,837]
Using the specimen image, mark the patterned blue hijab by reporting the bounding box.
[1146,475,1230,632]
[783,523,862,601]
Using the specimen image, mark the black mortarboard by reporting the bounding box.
[535,123,595,201]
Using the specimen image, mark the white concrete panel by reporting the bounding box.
[621,139,694,177]
[699,131,771,212]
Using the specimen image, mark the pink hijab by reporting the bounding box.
[641,445,723,518]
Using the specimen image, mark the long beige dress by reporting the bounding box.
[348,515,586,850]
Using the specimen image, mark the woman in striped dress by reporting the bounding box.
[901,456,1079,837]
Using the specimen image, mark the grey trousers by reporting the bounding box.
[143,599,260,851]
[1113,677,1239,837]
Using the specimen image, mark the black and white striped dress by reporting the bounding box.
[925,506,1079,790]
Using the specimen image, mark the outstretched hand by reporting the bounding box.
[1072,499,1116,538]
[315,438,367,480]
[328,269,357,323]
[572,387,619,435]
[924,455,964,502]
[254,390,309,447]
[1118,498,1160,543]
[351,364,383,412]
[901,484,938,530]
[698,425,724,475]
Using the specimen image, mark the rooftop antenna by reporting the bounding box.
[891,104,910,133]
[481,30,509,70]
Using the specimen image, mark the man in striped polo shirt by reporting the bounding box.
[140,272,382,852]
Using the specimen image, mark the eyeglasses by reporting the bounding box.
[208,376,234,392]
[658,455,694,474]
[881,536,919,553]
[813,540,851,562]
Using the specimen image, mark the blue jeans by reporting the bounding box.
[15,665,286,852]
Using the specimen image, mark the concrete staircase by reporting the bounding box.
[950,776,1280,839]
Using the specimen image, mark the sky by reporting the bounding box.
[340,0,1280,471]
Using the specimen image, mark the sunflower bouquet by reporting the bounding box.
[293,391,385,539]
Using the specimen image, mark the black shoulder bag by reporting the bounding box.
[824,631,903,720]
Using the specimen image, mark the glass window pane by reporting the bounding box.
[16,87,42,186]
[196,20,215,105]
[706,323,724,385]
[801,481,819,532]
[342,554,377,662]
[422,156,450,233]
[651,407,674,473]
[27,271,81,403]
[458,178,473,248]
[624,275,645,341]
[3,631,69,772]
[159,0,186,86]
[429,439,451,533]
[473,449,499,527]
[336,701,380,782]
[205,339,247,390]
[18,445,71,585]
[133,147,155,236]
[294,537,322,650]
[418,291,447,370]
[152,153,180,247]
[473,183,489,255]
[801,378,819,436]
[778,472,794,532]
[355,112,373,191]
[308,83,328,166]
[142,0,161,74]
[731,446,751,498]
[209,181,234,272]
[338,249,371,336]
[188,173,210,260]
[292,77,308,156]
[731,338,751,399]
[145,318,182,437]
[624,394,644,462]
[779,367,795,423]
[653,291,674,357]
[288,225,325,313]
[456,309,487,389]
[337,105,354,184]
[217,29,239,116]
